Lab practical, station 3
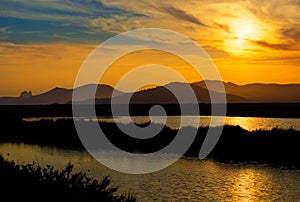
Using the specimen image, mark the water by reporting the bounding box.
[1,143,299,201]
[24,116,300,131]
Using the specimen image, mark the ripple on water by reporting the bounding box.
[0,143,299,201]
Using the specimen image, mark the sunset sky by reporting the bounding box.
[1,0,300,96]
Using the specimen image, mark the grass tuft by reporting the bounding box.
[0,155,136,202]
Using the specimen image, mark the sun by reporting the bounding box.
[236,27,253,43]
[233,20,257,43]
[224,19,261,55]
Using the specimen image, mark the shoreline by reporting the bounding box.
[1,103,300,118]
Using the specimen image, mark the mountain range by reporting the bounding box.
[0,81,299,105]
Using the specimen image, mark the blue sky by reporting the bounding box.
[0,0,144,43]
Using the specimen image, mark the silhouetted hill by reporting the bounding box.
[103,82,246,104]
[194,80,300,102]
[0,88,72,105]
[0,84,123,105]
[1,81,300,105]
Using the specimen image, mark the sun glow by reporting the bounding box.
[234,20,257,40]
[224,19,262,55]
[236,28,253,44]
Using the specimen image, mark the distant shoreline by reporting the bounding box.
[1,103,300,118]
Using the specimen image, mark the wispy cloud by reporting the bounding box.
[0,26,10,33]
[0,0,142,43]
[89,14,148,33]
[281,27,300,43]
[157,5,208,27]
[1,0,300,49]
[250,40,300,51]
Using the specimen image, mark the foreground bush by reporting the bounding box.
[0,155,135,202]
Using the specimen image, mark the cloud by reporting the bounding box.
[1,0,300,56]
[247,39,300,51]
[157,5,208,27]
[0,0,141,43]
[0,26,10,33]
[244,0,300,41]
[250,40,298,51]
[281,27,300,42]
[89,14,148,33]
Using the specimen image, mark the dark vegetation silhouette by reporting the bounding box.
[1,103,300,118]
[0,118,299,167]
[0,155,135,202]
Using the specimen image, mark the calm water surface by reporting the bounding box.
[1,143,299,201]
[24,116,300,131]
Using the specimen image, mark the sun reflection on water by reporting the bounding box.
[23,116,300,131]
[229,168,263,201]
[0,143,299,201]
[225,117,259,131]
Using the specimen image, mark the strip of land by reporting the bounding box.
[0,118,299,168]
[1,103,300,118]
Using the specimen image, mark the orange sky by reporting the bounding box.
[0,0,299,96]
[0,41,299,96]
